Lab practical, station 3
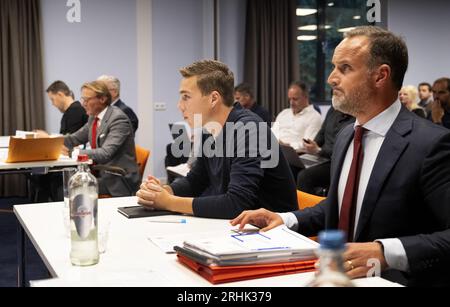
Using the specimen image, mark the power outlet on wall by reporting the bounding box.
[154,102,167,111]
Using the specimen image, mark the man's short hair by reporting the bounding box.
[418,82,432,92]
[289,81,309,98]
[345,26,409,91]
[46,81,72,97]
[81,81,112,106]
[180,60,235,107]
[434,78,450,92]
[234,83,254,99]
[97,75,121,95]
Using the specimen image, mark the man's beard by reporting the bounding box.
[332,81,373,117]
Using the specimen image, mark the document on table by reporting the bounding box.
[183,226,319,259]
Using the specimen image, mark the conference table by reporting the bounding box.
[14,197,402,287]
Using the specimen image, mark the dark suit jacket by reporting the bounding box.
[114,99,139,133]
[64,106,140,197]
[293,106,450,286]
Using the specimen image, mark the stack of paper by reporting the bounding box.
[175,226,318,284]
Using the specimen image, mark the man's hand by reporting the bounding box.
[136,176,174,210]
[230,209,284,232]
[303,139,321,155]
[61,146,70,157]
[431,100,445,124]
[343,242,388,279]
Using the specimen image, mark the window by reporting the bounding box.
[297,0,374,103]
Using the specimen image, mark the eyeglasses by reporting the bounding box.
[81,96,97,103]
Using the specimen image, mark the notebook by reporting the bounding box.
[118,206,181,219]
[5,137,64,163]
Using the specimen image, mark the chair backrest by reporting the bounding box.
[297,190,326,242]
[135,145,150,180]
[296,190,326,210]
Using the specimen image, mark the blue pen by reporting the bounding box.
[148,219,187,224]
[256,247,290,251]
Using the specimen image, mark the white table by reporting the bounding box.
[14,197,402,287]
[0,148,79,174]
[0,136,10,148]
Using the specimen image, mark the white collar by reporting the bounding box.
[96,106,109,122]
[111,98,120,106]
[355,101,401,137]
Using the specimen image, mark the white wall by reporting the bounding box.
[41,0,246,180]
[387,0,450,88]
[41,0,138,134]
[151,0,246,180]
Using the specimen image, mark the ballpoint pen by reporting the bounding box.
[148,219,187,224]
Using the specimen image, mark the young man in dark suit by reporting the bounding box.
[136,60,297,219]
[231,26,450,287]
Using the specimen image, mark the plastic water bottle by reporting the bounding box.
[69,154,99,266]
[307,230,354,287]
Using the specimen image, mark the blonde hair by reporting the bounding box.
[399,85,419,110]
[81,81,112,105]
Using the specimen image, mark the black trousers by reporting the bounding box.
[296,162,331,196]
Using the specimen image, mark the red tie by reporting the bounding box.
[338,126,366,242]
[91,117,99,149]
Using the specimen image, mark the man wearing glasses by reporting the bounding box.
[63,81,140,197]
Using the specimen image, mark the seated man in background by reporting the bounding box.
[47,81,88,135]
[274,82,322,152]
[63,81,140,197]
[418,82,434,118]
[32,81,89,202]
[431,77,450,129]
[234,83,271,124]
[136,60,298,219]
[97,75,139,134]
[274,82,322,179]
[297,107,354,195]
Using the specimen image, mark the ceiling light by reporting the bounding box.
[297,35,317,41]
[296,9,317,16]
[298,25,332,31]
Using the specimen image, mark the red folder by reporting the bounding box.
[177,253,317,284]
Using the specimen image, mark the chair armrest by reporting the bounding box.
[92,165,127,177]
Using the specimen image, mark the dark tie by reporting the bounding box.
[338,125,366,242]
[91,117,99,149]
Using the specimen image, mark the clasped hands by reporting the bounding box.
[136,176,173,210]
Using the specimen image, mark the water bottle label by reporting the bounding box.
[72,194,93,239]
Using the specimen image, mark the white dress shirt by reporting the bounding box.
[274,105,322,151]
[280,101,410,272]
[95,106,108,129]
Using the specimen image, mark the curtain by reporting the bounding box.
[244,0,299,122]
[0,0,45,197]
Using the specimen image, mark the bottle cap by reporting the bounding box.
[77,154,89,163]
[318,230,345,250]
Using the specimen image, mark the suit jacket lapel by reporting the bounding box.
[354,108,412,241]
[326,125,355,228]
[95,107,113,146]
